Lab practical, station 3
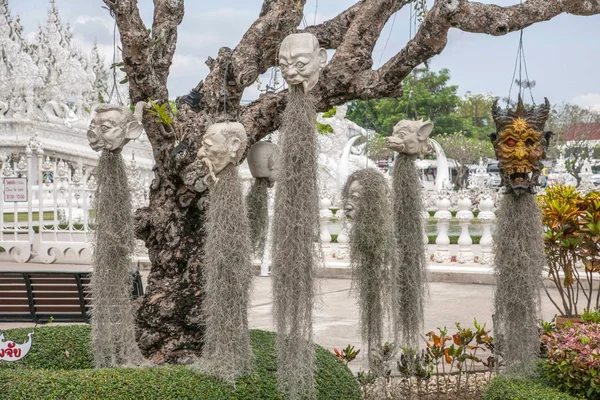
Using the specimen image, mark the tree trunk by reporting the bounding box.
[102,0,600,364]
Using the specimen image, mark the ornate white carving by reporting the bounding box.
[0,0,127,128]
[578,158,596,195]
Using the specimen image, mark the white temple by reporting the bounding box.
[0,0,154,172]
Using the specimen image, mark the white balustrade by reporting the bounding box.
[434,194,452,263]
[319,197,333,258]
[456,193,474,264]
[477,195,496,265]
[335,219,350,260]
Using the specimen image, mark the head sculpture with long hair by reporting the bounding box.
[342,168,396,368]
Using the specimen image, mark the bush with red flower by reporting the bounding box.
[543,323,600,399]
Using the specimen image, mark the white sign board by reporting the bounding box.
[0,331,34,362]
[3,178,27,202]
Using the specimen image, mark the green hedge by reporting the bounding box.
[427,234,482,245]
[0,326,361,400]
[484,376,584,400]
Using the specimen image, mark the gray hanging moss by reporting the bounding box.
[90,150,145,368]
[342,168,395,367]
[390,154,428,349]
[493,193,544,372]
[271,86,320,400]
[196,164,254,382]
[246,177,270,259]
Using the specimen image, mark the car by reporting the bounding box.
[487,163,502,187]
[488,172,501,187]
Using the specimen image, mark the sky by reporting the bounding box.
[6,0,600,111]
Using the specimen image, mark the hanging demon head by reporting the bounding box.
[491,96,552,194]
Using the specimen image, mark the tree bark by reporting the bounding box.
[104,0,600,363]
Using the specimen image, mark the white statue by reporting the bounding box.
[247,141,278,182]
[385,119,434,156]
[279,33,327,93]
[87,102,145,152]
[197,122,247,185]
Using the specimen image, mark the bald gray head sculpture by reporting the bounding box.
[87,102,145,152]
[247,141,279,184]
[385,119,434,156]
[279,33,327,93]
[197,122,247,185]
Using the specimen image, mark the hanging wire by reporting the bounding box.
[377,11,397,68]
[506,0,535,106]
[101,6,123,106]
[313,0,318,25]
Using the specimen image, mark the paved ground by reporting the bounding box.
[1,256,565,373]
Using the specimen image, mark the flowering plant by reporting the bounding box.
[543,323,600,398]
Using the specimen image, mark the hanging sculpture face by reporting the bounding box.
[247,141,279,182]
[197,122,247,181]
[279,33,327,93]
[491,97,552,194]
[385,119,434,156]
[343,180,363,220]
[87,104,144,152]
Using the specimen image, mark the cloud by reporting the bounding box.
[74,15,114,35]
[572,93,600,112]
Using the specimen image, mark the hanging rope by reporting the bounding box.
[506,2,535,106]
[101,6,123,106]
[314,0,318,25]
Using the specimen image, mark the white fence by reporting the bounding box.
[0,133,150,264]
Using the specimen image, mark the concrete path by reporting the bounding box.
[1,260,565,373]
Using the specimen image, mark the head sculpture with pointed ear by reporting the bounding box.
[385,119,434,156]
[197,122,247,180]
[87,101,145,152]
[490,96,552,194]
[279,32,327,93]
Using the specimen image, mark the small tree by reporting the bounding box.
[434,132,495,188]
[546,102,600,183]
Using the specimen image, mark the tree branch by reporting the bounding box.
[302,1,365,49]
[241,0,600,144]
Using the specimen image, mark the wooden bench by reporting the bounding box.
[0,270,144,323]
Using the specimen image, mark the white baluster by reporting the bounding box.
[478,195,496,265]
[434,194,452,263]
[423,210,430,247]
[335,220,350,260]
[456,193,474,264]
[319,197,333,258]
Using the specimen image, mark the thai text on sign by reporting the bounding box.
[3,178,27,202]
[0,331,34,362]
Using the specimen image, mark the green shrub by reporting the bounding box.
[427,234,482,245]
[0,326,361,400]
[484,375,583,400]
[0,324,92,370]
[543,323,600,399]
